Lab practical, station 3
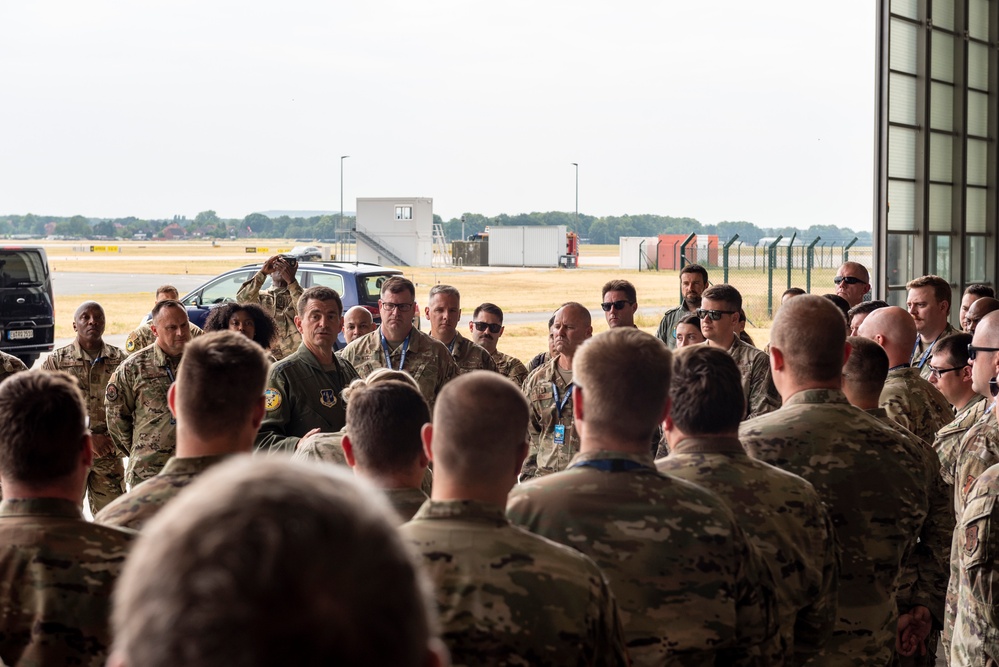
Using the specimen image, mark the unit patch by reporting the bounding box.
[965,524,980,556]
[265,388,282,412]
[105,383,118,402]
[320,389,337,408]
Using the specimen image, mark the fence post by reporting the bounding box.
[785,232,797,291]
[806,236,821,293]
[655,240,661,271]
[843,237,858,262]
[679,233,696,269]
[723,234,740,284]
[638,240,646,273]
[766,235,783,318]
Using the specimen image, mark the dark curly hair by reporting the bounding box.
[204,303,276,350]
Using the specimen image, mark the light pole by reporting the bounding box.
[340,155,350,260]
[571,163,578,230]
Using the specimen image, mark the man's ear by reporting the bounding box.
[294,316,304,335]
[342,434,356,468]
[770,346,785,373]
[571,386,584,423]
[421,423,434,463]
[167,383,178,418]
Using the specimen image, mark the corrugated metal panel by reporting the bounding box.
[487,226,565,267]
[619,237,658,270]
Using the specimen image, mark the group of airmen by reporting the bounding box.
[2,252,999,666]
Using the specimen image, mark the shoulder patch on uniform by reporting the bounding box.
[265,388,282,411]
[125,338,136,352]
[964,474,978,497]
[965,524,980,555]
[106,383,118,402]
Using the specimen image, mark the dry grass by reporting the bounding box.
[56,293,153,338]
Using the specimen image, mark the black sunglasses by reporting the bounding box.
[696,308,736,321]
[968,344,999,361]
[601,300,634,312]
[471,321,502,334]
[833,276,866,286]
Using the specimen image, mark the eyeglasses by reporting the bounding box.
[968,344,999,361]
[833,276,866,286]
[601,300,634,312]
[471,321,502,334]
[696,308,736,321]
[927,364,967,379]
[380,301,414,313]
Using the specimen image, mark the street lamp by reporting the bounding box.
[340,155,350,260]
[571,163,578,229]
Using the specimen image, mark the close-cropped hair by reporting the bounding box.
[670,346,744,435]
[906,275,951,304]
[701,284,742,311]
[203,303,277,350]
[782,288,806,299]
[935,332,973,366]
[573,328,672,443]
[680,264,708,283]
[156,284,179,299]
[843,336,890,398]
[472,302,504,322]
[772,295,847,383]
[297,286,344,317]
[380,276,416,300]
[428,284,460,302]
[847,300,889,320]
[601,279,637,303]
[346,380,430,474]
[151,299,186,321]
[0,371,87,483]
[965,284,995,299]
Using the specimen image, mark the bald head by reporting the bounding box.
[966,297,999,334]
[771,295,848,384]
[842,336,889,409]
[857,306,917,367]
[343,306,376,343]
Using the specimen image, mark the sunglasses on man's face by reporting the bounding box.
[696,308,737,321]
[471,321,502,334]
[968,344,999,361]
[601,300,634,312]
[833,276,866,286]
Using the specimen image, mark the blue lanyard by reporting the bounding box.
[447,335,457,355]
[552,382,574,419]
[912,331,944,369]
[381,332,411,371]
[570,458,652,473]
[164,361,176,384]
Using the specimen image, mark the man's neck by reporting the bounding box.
[176,430,253,458]
[579,433,650,456]
[305,342,334,365]
[557,353,574,371]
[431,330,455,344]
[705,334,734,349]
[953,391,980,413]
[357,466,426,493]
[76,338,103,355]
[431,480,510,507]
[920,325,947,344]
[0,478,83,505]
[779,379,841,402]
[155,342,181,359]
[383,326,413,345]
[479,340,498,355]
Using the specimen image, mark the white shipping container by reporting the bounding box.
[619,237,659,270]
[488,226,567,267]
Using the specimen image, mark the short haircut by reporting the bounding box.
[73,300,104,320]
[670,346,744,435]
[838,261,870,283]
[472,302,504,322]
[601,279,637,303]
[847,300,889,320]
[843,336,889,399]
[677,313,701,329]
[782,288,806,299]
[151,299,186,322]
[381,276,416,300]
[112,459,438,667]
[906,275,952,304]
[346,380,430,475]
[965,284,995,299]
[297,285,343,317]
[175,332,270,438]
[772,295,847,383]
[573,328,672,443]
[427,284,460,303]
[0,371,87,484]
[935,332,973,366]
[156,284,179,299]
[822,294,851,322]
[203,303,277,350]
[701,284,742,311]
[680,264,708,283]
[432,372,529,480]
[557,301,591,326]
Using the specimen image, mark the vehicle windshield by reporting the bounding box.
[0,251,46,288]
[359,274,398,303]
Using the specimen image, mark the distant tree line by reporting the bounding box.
[0,210,872,246]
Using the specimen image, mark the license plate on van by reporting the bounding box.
[6,330,33,340]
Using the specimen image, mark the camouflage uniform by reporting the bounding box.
[0,350,28,383]
[739,389,936,665]
[94,454,233,531]
[255,344,359,453]
[507,449,781,666]
[880,366,953,445]
[519,356,579,480]
[403,499,630,666]
[41,340,127,514]
[340,327,458,411]
[911,323,957,381]
[491,350,529,387]
[292,435,435,497]
[721,336,781,419]
[655,302,696,349]
[105,343,182,487]
[936,394,988,487]
[384,487,428,522]
[656,436,838,663]
[444,331,498,374]
[951,461,999,666]
[124,321,203,356]
[0,497,133,667]
[235,271,304,360]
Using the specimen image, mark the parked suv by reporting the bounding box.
[0,246,55,366]
[176,261,420,344]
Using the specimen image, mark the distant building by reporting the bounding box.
[355,197,433,267]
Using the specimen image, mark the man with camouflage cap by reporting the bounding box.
[509,327,780,665]
[42,301,127,514]
[468,303,529,387]
[425,284,497,374]
[0,350,27,383]
[858,306,952,444]
[96,331,267,531]
[740,295,937,665]
[657,344,838,664]
[236,254,304,360]
[341,276,458,411]
[403,372,629,665]
[0,371,134,667]
[106,299,192,487]
[123,285,203,356]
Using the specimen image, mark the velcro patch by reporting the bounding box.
[106,384,118,402]
[125,338,136,352]
[964,474,978,497]
[319,389,337,408]
[965,524,980,556]
[265,388,282,412]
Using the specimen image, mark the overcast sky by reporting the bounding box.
[1,1,877,231]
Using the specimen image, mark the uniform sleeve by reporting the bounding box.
[593,572,631,667]
[746,354,780,419]
[236,271,267,304]
[655,311,673,347]
[793,502,840,662]
[253,365,301,454]
[287,279,304,314]
[105,363,136,457]
[519,377,543,481]
[40,354,57,371]
[722,524,783,666]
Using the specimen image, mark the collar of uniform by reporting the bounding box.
[887,365,920,380]
[957,393,987,417]
[726,335,744,353]
[865,406,889,419]
[159,454,235,477]
[294,342,342,372]
[543,354,573,384]
[412,499,507,525]
[783,387,851,407]
[668,435,745,456]
[70,339,118,361]
[150,341,180,366]
[0,497,82,519]
[568,448,656,469]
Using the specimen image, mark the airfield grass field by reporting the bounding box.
[37,239,864,360]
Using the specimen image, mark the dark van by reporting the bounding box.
[0,246,54,366]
